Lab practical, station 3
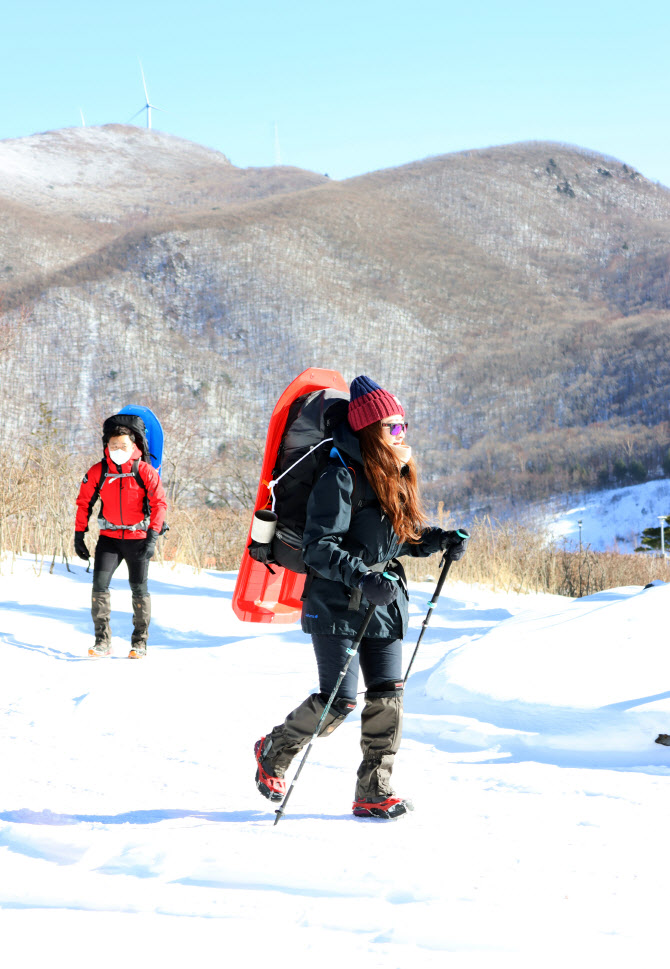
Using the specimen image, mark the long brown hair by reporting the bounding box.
[357,423,427,544]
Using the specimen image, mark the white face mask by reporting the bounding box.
[109,448,131,465]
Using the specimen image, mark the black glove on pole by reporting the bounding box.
[274,600,378,827]
[403,529,470,685]
[441,528,470,561]
[358,569,399,605]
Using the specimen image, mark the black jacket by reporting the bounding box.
[301,422,446,638]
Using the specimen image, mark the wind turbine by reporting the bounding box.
[129,61,161,129]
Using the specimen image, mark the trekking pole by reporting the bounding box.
[403,529,469,685]
[274,600,377,826]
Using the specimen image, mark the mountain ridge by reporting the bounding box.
[2,126,669,513]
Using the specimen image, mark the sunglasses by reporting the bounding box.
[381,421,409,436]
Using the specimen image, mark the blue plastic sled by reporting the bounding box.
[117,405,164,475]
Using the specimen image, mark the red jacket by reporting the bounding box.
[75,445,167,540]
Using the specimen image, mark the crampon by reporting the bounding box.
[254,737,286,802]
[352,796,414,820]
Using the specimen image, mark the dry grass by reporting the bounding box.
[0,438,250,576]
[0,440,80,575]
[2,447,668,600]
[159,505,248,571]
[402,515,670,596]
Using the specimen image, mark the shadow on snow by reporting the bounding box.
[403,661,670,774]
[0,808,268,826]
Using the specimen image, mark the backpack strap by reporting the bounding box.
[86,458,109,523]
[133,459,169,535]
[327,447,378,611]
[329,447,367,515]
[131,459,150,518]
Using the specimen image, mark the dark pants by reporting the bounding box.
[91,535,151,648]
[311,633,403,701]
[93,535,150,595]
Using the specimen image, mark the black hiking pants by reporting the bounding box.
[311,633,403,700]
[92,534,150,596]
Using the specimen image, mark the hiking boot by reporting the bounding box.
[254,737,286,802]
[128,644,147,659]
[352,796,414,820]
[88,642,112,658]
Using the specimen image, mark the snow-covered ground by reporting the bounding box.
[1,556,668,967]
[535,478,670,553]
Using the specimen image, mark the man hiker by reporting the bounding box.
[74,421,167,658]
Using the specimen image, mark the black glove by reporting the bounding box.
[74,531,89,561]
[247,539,276,565]
[358,570,399,606]
[441,528,470,561]
[142,530,159,561]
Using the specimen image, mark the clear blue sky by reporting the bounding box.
[2,0,668,184]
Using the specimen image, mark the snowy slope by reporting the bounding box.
[424,583,670,765]
[0,558,668,966]
[534,478,670,552]
[0,125,230,191]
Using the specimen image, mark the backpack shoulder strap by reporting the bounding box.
[87,459,108,519]
[329,448,367,514]
[133,459,151,518]
[350,464,366,513]
[132,458,146,491]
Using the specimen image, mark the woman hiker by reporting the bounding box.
[74,422,167,659]
[254,375,468,820]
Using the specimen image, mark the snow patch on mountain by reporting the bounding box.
[0,124,231,195]
[532,478,670,552]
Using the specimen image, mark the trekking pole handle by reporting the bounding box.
[427,530,468,602]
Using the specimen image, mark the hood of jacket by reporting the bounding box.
[332,421,364,466]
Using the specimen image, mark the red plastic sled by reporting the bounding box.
[232,368,349,623]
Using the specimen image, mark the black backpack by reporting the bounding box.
[102,413,150,462]
[263,388,365,573]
